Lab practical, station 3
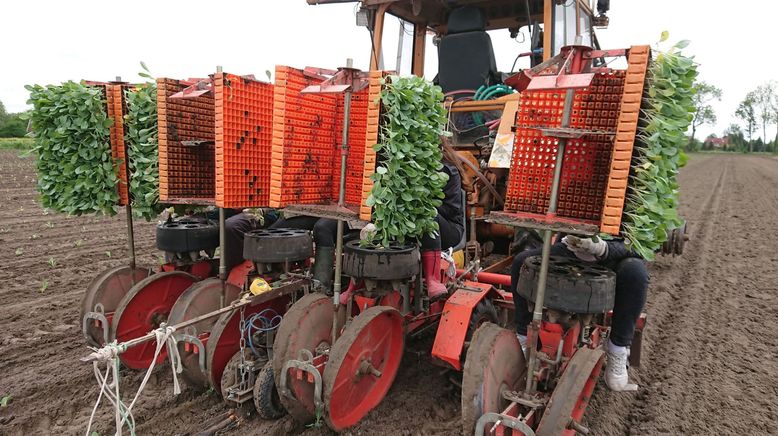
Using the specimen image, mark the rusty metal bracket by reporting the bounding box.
[301,65,370,94]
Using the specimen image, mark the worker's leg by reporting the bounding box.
[418,215,461,298]
[437,216,464,251]
[510,243,575,336]
[608,258,649,347]
[224,213,257,271]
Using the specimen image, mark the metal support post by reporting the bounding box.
[525,87,575,393]
[332,58,354,342]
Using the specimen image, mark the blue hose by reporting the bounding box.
[244,308,282,358]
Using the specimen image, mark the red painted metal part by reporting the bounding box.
[323,307,405,431]
[226,260,253,289]
[456,269,512,288]
[159,260,215,281]
[112,271,199,369]
[206,296,289,389]
[431,281,494,370]
[403,300,445,334]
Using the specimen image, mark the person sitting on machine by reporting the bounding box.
[510,236,648,392]
[421,137,466,298]
[225,211,359,293]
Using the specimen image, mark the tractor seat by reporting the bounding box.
[437,6,499,95]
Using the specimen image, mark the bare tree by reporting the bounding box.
[753,82,777,146]
[690,81,722,145]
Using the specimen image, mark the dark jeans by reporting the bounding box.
[420,215,464,251]
[224,212,260,271]
[510,243,649,347]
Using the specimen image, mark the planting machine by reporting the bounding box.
[79,1,690,434]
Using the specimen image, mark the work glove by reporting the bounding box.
[562,235,607,262]
[360,223,377,242]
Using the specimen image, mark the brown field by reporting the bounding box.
[1,150,776,435]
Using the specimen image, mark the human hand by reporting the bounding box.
[562,235,607,262]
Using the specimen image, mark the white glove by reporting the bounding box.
[562,235,607,262]
[360,223,377,242]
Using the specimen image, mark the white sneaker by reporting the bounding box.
[605,340,638,391]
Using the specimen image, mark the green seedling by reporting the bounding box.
[39,280,49,293]
[15,248,23,256]
[48,257,57,267]
[622,34,696,260]
[1,395,11,407]
[105,251,112,258]
[366,76,449,247]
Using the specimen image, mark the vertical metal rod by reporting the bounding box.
[396,20,405,73]
[219,207,227,308]
[332,58,354,342]
[525,87,575,393]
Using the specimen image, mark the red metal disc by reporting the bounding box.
[167,277,241,389]
[111,271,199,370]
[461,323,526,436]
[323,306,404,431]
[81,266,152,347]
[206,293,290,392]
[536,347,604,436]
[271,293,333,423]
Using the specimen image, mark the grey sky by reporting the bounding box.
[1,1,772,141]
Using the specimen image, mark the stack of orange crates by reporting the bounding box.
[503,45,650,235]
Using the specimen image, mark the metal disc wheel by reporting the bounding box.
[343,239,420,280]
[272,293,334,423]
[243,228,313,264]
[461,323,526,436]
[111,271,199,370]
[535,347,605,436]
[167,278,242,389]
[254,361,286,420]
[322,306,404,432]
[206,295,289,393]
[81,265,152,347]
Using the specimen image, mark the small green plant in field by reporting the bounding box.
[44,221,54,228]
[622,33,695,260]
[366,76,449,247]
[48,257,57,267]
[39,280,48,293]
[30,234,40,240]
[15,248,23,256]
[105,251,112,258]
[74,239,83,247]
[1,394,11,407]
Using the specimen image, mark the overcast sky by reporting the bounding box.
[1,1,773,140]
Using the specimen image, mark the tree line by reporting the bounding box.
[0,99,28,138]
[687,80,778,153]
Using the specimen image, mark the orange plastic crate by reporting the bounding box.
[269,66,382,219]
[503,46,650,235]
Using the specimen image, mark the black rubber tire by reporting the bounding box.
[243,228,313,264]
[343,239,420,280]
[466,299,499,342]
[517,256,616,314]
[156,217,219,253]
[254,361,286,420]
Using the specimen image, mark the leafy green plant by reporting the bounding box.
[1,394,11,407]
[622,35,696,260]
[365,76,449,247]
[39,280,48,293]
[125,63,164,220]
[25,81,119,216]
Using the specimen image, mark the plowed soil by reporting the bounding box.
[1,150,776,435]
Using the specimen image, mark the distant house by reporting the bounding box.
[704,135,729,149]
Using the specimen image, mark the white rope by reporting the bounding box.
[85,325,184,436]
[441,247,457,279]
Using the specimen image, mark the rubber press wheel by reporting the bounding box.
[81,265,152,347]
[111,271,199,370]
[254,361,286,420]
[535,347,605,436]
[322,306,404,432]
[167,277,241,389]
[272,293,334,423]
[461,323,526,436]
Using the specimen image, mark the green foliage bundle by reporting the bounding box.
[25,82,119,215]
[622,37,696,260]
[365,76,449,246]
[125,81,163,220]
